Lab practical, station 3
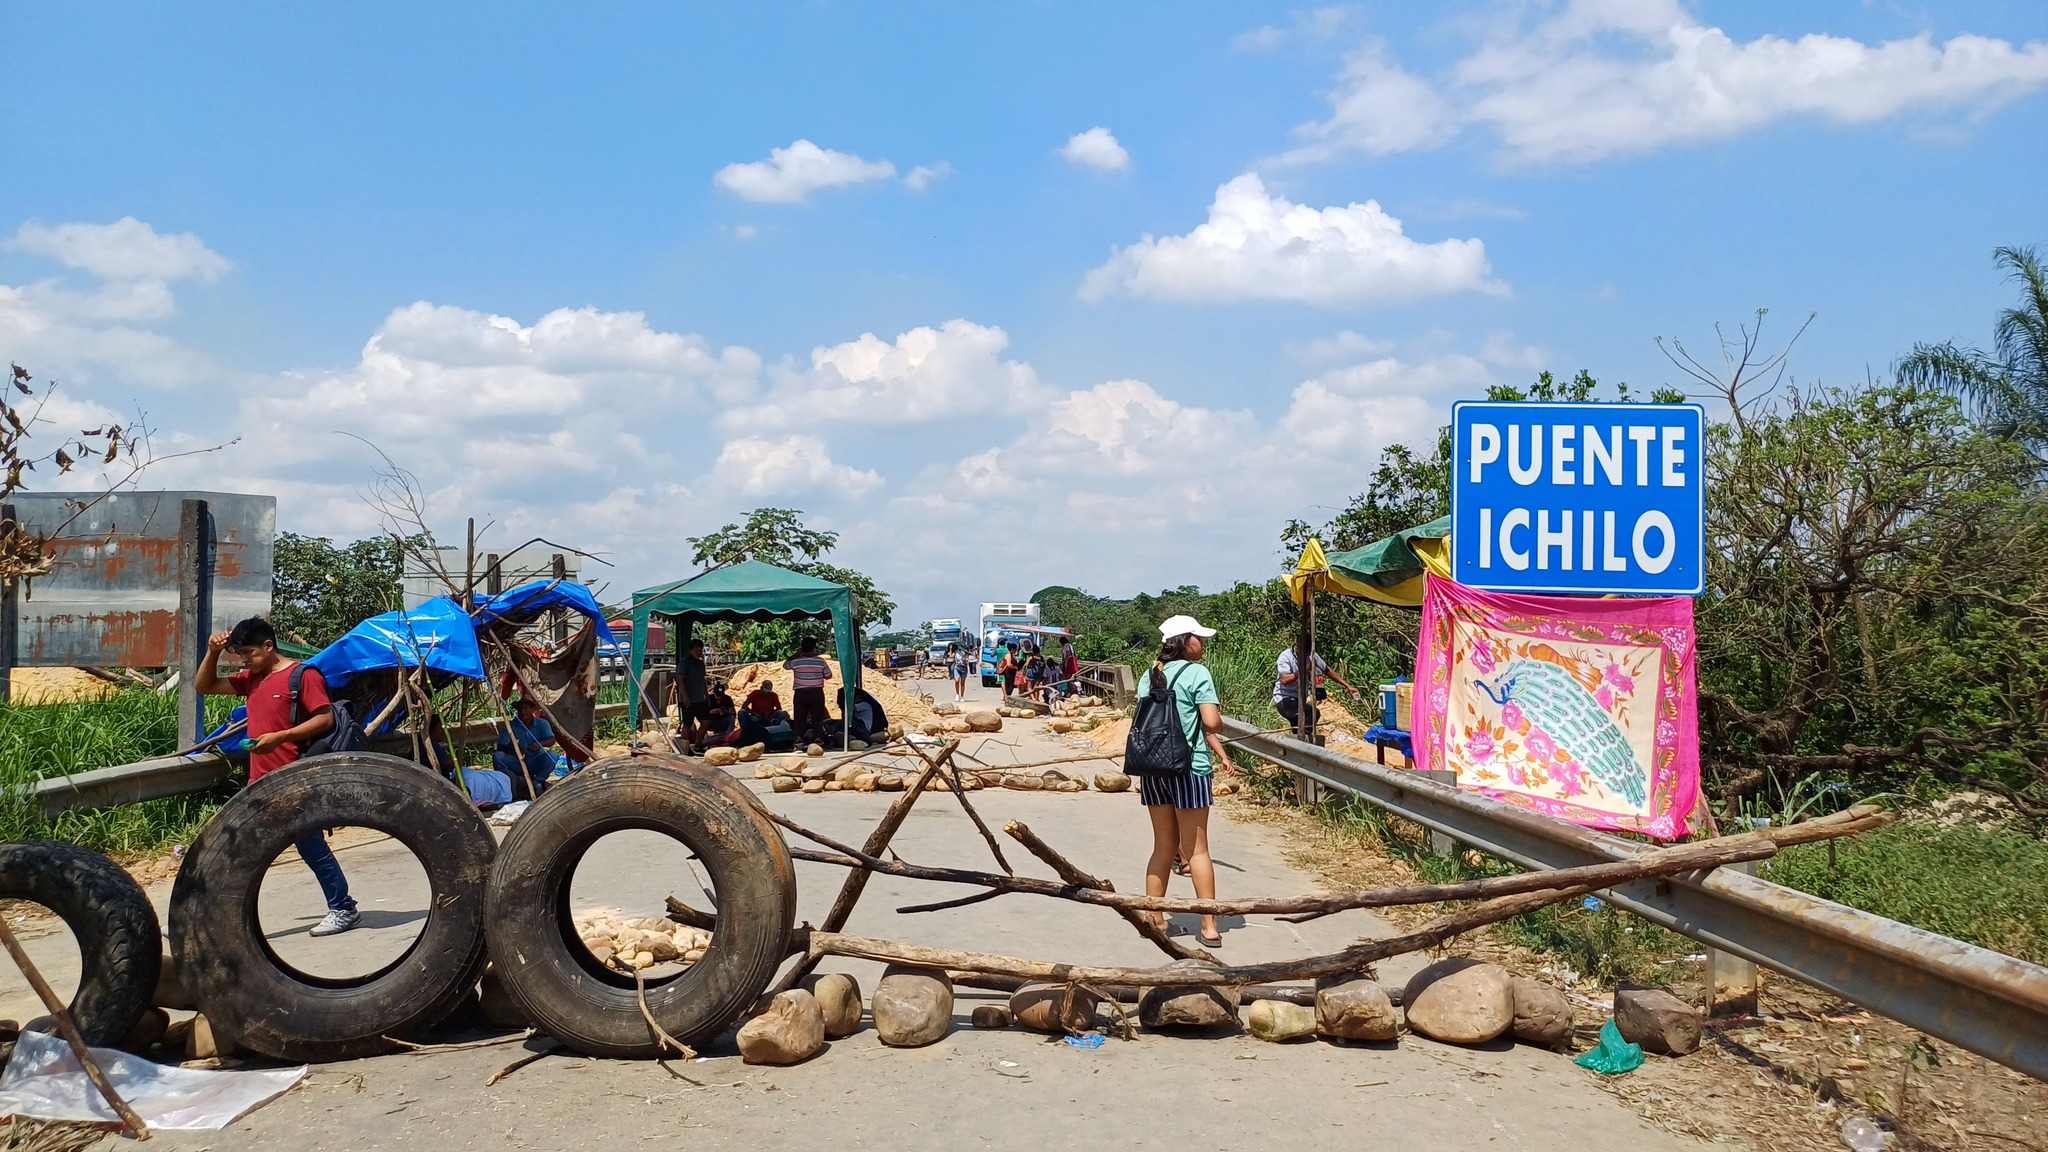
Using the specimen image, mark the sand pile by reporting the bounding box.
[720,658,938,725]
[8,667,121,704]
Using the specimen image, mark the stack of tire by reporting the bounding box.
[158,751,797,1061]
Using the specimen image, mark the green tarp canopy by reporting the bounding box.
[1287,516,1451,608]
[627,560,862,745]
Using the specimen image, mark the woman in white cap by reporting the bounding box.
[1141,613,1232,947]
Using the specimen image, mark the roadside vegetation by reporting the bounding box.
[1044,249,2048,969]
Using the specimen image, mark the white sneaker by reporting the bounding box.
[310,909,361,937]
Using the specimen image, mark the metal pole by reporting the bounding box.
[463,517,475,610]
[551,553,567,646]
[176,498,213,749]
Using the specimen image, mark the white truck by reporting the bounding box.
[977,601,1042,687]
[926,618,967,665]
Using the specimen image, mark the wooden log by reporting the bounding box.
[776,808,1888,919]
[663,895,717,932]
[1002,819,1213,965]
[764,745,955,997]
[951,971,1326,1007]
[807,880,1601,986]
[0,917,150,1139]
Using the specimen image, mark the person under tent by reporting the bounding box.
[494,697,556,799]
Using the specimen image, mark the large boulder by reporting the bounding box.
[1401,958,1514,1045]
[1009,982,1099,1034]
[964,711,1004,733]
[1614,987,1701,1056]
[800,778,827,794]
[771,775,802,793]
[1139,963,1240,1030]
[1001,774,1046,791]
[802,972,864,1039]
[1093,772,1132,793]
[970,1005,1013,1029]
[737,990,825,1066]
[931,701,961,716]
[1247,999,1317,1042]
[703,745,740,767]
[1315,979,1399,1042]
[831,763,866,785]
[1509,976,1574,1048]
[874,774,907,792]
[872,966,953,1048]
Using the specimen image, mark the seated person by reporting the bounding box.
[744,683,784,724]
[494,697,556,800]
[850,687,889,743]
[702,682,737,738]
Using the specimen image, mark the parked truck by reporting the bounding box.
[927,618,967,666]
[977,601,1041,687]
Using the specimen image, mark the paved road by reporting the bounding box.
[4,681,1698,1150]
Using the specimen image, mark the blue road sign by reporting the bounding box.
[1450,401,1705,596]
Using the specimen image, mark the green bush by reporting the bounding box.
[0,691,236,851]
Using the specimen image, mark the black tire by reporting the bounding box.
[0,841,160,1046]
[487,754,797,1058]
[168,752,495,1062]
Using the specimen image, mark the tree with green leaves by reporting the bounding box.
[684,509,895,658]
[271,532,405,647]
[1896,246,2048,467]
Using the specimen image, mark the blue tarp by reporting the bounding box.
[307,596,488,688]
[472,579,616,645]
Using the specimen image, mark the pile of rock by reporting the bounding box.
[573,913,713,972]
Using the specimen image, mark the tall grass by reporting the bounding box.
[0,691,235,853]
[1763,818,2048,965]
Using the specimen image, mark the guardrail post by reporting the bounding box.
[1707,860,1762,1016]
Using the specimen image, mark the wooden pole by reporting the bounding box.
[0,917,150,1139]
[763,745,955,997]
[1002,820,1213,964]
[772,806,1885,919]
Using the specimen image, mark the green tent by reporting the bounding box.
[1287,516,1451,608]
[627,560,863,746]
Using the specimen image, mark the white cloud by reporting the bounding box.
[1286,3,2048,164]
[711,435,882,497]
[1279,42,1458,162]
[0,218,226,387]
[1283,329,1395,365]
[1079,173,1502,309]
[712,140,898,203]
[1232,8,1350,52]
[1060,127,1131,171]
[10,217,230,283]
[721,319,1045,432]
[903,162,951,192]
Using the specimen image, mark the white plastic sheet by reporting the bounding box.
[0,1029,305,1130]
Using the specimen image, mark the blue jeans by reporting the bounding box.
[296,832,356,914]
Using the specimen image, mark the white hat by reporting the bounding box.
[1158,614,1217,639]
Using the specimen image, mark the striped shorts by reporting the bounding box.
[1139,771,1213,810]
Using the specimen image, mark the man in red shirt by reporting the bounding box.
[196,616,360,937]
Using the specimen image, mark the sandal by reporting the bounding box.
[1199,931,1223,948]
[1172,856,1191,877]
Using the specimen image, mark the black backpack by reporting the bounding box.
[1123,663,1193,778]
[289,663,370,756]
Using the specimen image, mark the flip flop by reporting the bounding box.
[1199,932,1223,949]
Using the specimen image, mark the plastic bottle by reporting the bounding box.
[1839,1115,1891,1152]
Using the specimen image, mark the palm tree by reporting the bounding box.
[1897,245,2048,465]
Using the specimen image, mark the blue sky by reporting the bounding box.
[3,1,2044,627]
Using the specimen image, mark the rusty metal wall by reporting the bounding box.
[11,491,274,667]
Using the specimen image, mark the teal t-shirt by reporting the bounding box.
[1150,660,1220,776]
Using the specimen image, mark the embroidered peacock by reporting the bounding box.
[1477,659,1646,806]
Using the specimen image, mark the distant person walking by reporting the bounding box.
[947,643,969,703]
[784,638,834,745]
[1140,614,1230,948]
[1060,639,1080,697]
[195,617,360,938]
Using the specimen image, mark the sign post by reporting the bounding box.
[1450,401,1705,596]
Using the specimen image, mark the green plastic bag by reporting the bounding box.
[1574,1019,1645,1075]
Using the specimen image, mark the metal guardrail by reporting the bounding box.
[1222,717,2048,1080]
[28,703,630,817]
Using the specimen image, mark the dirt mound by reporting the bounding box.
[719,659,937,726]
[8,667,122,704]
[1088,715,1130,751]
